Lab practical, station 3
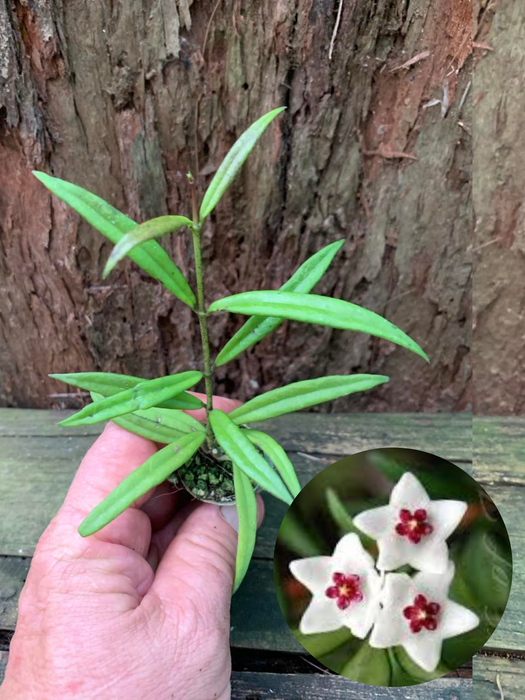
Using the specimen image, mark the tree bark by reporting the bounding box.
[0,0,472,411]
[473,0,525,415]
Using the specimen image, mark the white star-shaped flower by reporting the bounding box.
[369,561,479,672]
[289,533,382,639]
[354,472,467,573]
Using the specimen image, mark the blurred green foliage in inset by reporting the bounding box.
[273,448,512,687]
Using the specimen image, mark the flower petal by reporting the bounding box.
[413,559,455,598]
[403,636,443,673]
[343,599,377,639]
[354,505,395,539]
[406,538,450,574]
[427,500,468,540]
[299,597,344,634]
[369,573,413,648]
[376,532,410,571]
[390,472,430,511]
[290,556,332,595]
[332,533,375,574]
[342,570,383,639]
[439,600,480,639]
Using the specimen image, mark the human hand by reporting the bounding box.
[1,396,264,700]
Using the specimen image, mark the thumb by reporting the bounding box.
[148,497,264,619]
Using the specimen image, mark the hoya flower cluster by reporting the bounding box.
[290,473,479,673]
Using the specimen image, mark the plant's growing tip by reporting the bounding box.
[36,107,428,591]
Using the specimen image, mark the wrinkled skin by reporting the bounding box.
[1,396,264,700]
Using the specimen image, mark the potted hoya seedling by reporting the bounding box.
[34,107,428,591]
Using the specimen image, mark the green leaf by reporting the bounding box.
[459,531,512,611]
[277,510,325,557]
[340,643,391,685]
[326,488,375,548]
[232,463,258,592]
[391,647,450,686]
[103,215,193,278]
[209,409,292,504]
[59,371,203,427]
[50,372,204,410]
[243,429,301,498]
[33,172,196,307]
[229,374,389,424]
[91,392,204,443]
[215,239,345,366]
[199,107,286,221]
[292,628,353,658]
[210,291,429,362]
[79,432,205,536]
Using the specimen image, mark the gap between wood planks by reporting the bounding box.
[478,648,525,662]
[0,636,474,679]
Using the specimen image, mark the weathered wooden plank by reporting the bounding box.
[0,410,473,463]
[474,417,525,486]
[0,655,472,698]
[481,488,525,653]
[0,433,332,557]
[0,409,101,437]
[2,411,523,659]
[0,435,97,556]
[473,654,525,700]
[1,522,522,656]
[261,413,472,462]
[0,558,30,630]
[231,560,302,652]
[0,556,302,653]
[0,433,294,558]
[0,441,470,558]
[0,650,8,685]
[230,672,471,699]
[0,438,470,559]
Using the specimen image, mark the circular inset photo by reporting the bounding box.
[273,448,512,687]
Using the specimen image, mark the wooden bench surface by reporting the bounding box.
[0,410,522,698]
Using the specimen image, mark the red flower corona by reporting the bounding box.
[325,572,363,610]
[403,594,441,633]
[395,508,434,544]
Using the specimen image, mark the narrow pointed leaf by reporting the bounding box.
[91,392,204,443]
[229,375,389,424]
[33,172,196,307]
[103,215,193,277]
[232,463,258,592]
[60,371,203,427]
[209,410,292,504]
[326,488,375,547]
[215,239,345,366]
[79,432,205,536]
[50,372,204,410]
[243,429,301,498]
[199,107,286,221]
[340,644,391,685]
[210,291,429,362]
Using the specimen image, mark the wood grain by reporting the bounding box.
[0,409,473,557]
[473,654,525,700]
[230,672,471,699]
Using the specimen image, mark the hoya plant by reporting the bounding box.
[35,107,428,591]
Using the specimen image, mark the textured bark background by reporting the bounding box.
[0,0,472,411]
[473,0,525,415]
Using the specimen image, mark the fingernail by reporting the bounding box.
[220,504,239,532]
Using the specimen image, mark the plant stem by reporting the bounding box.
[191,193,214,449]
